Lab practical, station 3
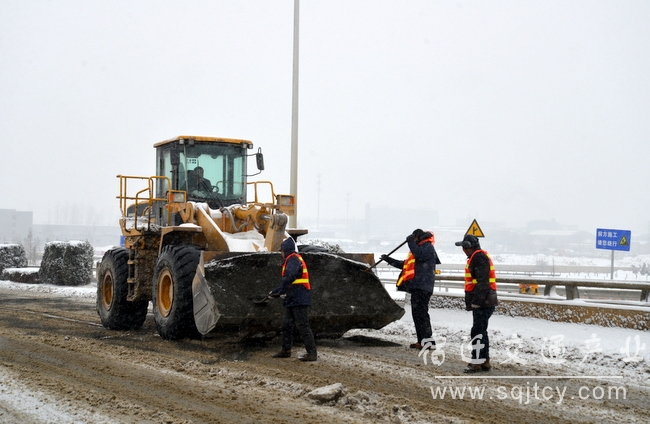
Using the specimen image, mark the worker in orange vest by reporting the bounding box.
[382,229,440,349]
[269,237,317,362]
[455,235,498,373]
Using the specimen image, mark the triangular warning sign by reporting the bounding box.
[465,219,485,237]
[619,235,629,246]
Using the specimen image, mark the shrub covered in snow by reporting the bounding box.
[0,244,28,273]
[1,267,40,284]
[38,241,94,286]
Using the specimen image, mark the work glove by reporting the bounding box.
[471,304,480,309]
[406,234,415,243]
[380,254,390,262]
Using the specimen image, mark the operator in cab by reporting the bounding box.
[191,166,212,195]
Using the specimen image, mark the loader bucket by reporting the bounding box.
[192,251,404,339]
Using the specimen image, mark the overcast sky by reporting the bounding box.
[1,1,649,237]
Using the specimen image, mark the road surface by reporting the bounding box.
[0,285,647,423]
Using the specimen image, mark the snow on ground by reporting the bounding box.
[369,305,650,386]
[372,253,650,389]
[0,366,119,424]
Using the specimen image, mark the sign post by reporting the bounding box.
[596,228,631,280]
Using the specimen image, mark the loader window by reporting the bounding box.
[156,142,247,207]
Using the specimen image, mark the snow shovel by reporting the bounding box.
[368,240,408,270]
[252,292,281,305]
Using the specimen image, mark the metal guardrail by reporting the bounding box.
[375,264,650,304]
[433,275,650,302]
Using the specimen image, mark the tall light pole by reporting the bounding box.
[289,0,300,229]
[317,174,321,229]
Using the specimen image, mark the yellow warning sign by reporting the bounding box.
[619,235,629,246]
[465,219,485,238]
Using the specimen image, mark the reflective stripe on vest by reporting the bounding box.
[282,253,311,290]
[464,250,497,292]
[396,252,415,287]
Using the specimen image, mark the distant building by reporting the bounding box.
[0,208,33,242]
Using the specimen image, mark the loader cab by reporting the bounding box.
[154,136,257,214]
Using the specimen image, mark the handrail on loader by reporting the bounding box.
[247,180,276,206]
[117,175,171,233]
[247,180,295,217]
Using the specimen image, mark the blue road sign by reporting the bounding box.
[596,228,631,252]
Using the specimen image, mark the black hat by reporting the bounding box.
[455,235,480,249]
[412,228,424,239]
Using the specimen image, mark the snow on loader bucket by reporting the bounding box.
[193,251,405,339]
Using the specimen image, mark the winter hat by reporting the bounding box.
[455,235,480,249]
[412,229,425,239]
[280,237,297,253]
[421,230,435,243]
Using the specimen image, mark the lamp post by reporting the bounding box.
[289,0,299,229]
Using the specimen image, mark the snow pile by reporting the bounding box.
[0,280,96,299]
[307,382,345,402]
[38,240,94,286]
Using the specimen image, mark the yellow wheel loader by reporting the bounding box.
[96,135,404,340]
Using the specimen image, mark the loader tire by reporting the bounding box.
[96,248,148,330]
[152,245,201,340]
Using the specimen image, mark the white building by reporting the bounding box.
[0,209,33,243]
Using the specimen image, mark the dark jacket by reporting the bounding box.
[384,233,438,294]
[464,250,498,310]
[271,238,311,308]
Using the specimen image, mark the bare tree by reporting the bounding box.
[23,229,41,266]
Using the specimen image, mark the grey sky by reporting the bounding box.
[1,1,649,236]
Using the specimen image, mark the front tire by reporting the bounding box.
[96,248,148,330]
[152,245,201,340]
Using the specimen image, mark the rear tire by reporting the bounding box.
[96,248,148,330]
[152,245,201,340]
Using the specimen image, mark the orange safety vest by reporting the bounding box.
[464,250,497,292]
[396,235,435,287]
[282,253,311,289]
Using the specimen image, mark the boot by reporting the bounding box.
[298,351,317,362]
[463,363,483,373]
[481,359,491,371]
[272,349,291,358]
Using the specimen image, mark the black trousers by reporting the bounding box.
[471,306,495,361]
[281,305,316,353]
[410,289,433,344]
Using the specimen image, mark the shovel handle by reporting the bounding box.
[370,239,408,268]
[252,295,270,304]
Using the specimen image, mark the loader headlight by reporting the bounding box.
[277,195,294,207]
[169,191,186,203]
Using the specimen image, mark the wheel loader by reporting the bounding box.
[96,135,404,340]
